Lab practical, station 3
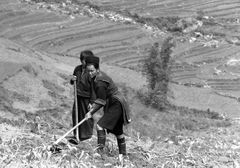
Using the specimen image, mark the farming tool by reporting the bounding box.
[48,75,84,154]
[48,117,88,153]
[73,76,80,142]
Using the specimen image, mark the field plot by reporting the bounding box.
[0,1,160,72]
[0,0,240,118]
[90,0,240,18]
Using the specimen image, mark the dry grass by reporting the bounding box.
[1,1,240,168]
[1,117,239,168]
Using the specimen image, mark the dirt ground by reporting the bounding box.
[1,0,240,167]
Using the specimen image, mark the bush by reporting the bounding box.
[140,37,175,110]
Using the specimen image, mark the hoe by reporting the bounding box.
[48,76,88,153]
[48,117,88,153]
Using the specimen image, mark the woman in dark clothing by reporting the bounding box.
[84,55,131,156]
[69,50,95,143]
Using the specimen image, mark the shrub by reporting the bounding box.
[141,37,175,110]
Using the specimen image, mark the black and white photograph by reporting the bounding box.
[0,0,240,167]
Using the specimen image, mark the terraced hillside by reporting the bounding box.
[1,0,240,131]
[1,0,240,167]
[94,0,240,18]
[1,0,239,118]
[1,1,159,70]
[86,0,240,117]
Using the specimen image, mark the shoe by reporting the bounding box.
[67,136,79,145]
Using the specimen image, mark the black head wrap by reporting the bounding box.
[85,56,100,69]
[80,50,94,61]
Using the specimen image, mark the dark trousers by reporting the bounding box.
[72,96,94,141]
[98,97,124,135]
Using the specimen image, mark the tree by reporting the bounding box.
[142,37,175,110]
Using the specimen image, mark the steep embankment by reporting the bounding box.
[0,37,73,124]
[0,0,240,167]
[7,0,239,118]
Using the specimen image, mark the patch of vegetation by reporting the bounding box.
[139,37,175,111]
[0,116,25,126]
[135,38,231,136]
[128,13,181,32]
[0,87,14,112]
[1,119,239,168]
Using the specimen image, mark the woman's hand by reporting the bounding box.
[88,104,93,111]
[85,112,92,119]
[70,75,77,85]
[71,75,77,81]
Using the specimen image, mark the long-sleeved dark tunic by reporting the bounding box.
[71,65,94,140]
[71,65,92,98]
[91,71,131,135]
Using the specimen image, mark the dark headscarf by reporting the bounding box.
[85,56,100,69]
[80,50,94,61]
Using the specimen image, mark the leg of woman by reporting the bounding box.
[111,113,126,156]
[97,97,126,155]
[78,97,94,141]
[116,134,126,156]
[96,124,106,151]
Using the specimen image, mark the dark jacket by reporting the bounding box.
[70,65,92,98]
[93,71,131,125]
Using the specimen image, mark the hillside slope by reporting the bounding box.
[1,0,240,167]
